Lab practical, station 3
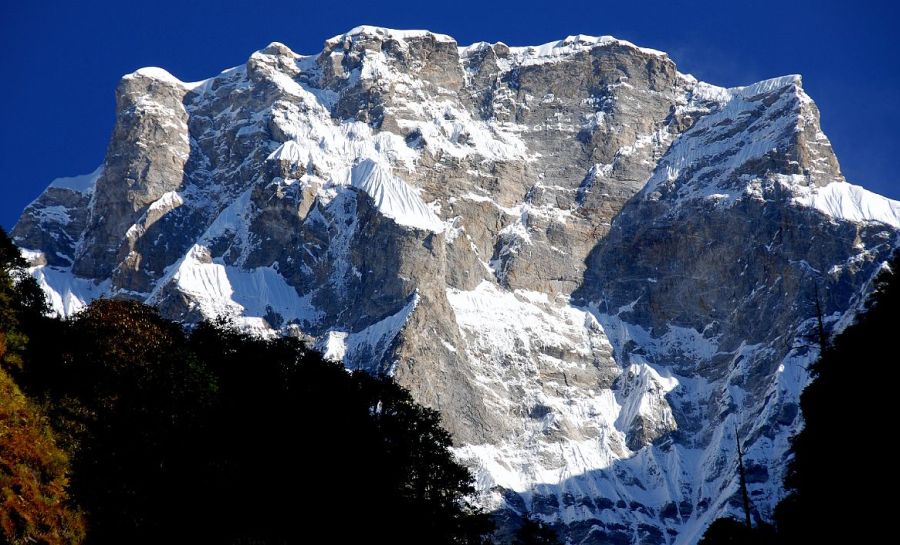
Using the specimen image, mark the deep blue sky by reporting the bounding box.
[2,0,898,228]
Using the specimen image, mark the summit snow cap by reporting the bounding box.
[325,25,456,46]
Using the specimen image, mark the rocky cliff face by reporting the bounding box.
[13,26,900,544]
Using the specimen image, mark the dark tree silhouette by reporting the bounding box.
[512,517,561,545]
[0,227,48,371]
[698,518,762,545]
[702,251,900,544]
[734,429,752,529]
[775,251,900,543]
[8,268,493,545]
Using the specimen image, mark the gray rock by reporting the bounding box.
[13,28,900,545]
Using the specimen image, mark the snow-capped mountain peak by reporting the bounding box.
[12,27,900,545]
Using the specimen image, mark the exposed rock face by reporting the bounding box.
[13,26,900,544]
[75,70,193,289]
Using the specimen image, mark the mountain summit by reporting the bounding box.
[13,27,900,544]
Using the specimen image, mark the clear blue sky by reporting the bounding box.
[2,0,898,229]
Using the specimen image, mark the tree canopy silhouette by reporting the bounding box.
[0,227,493,545]
[774,251,899,543]
[701,251,900,544]
[512,517,561,545]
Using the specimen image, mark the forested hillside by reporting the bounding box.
[0,227,492,545]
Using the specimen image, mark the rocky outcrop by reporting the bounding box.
[74,69,193,290]
[12,168,99,268]
[13,26,900,544]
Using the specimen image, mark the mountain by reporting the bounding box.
[12,26,900,544]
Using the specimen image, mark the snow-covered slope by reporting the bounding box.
[12,27,900,545]
[793,180,900,228]
[338,159,445,232]
[48,166,103,193]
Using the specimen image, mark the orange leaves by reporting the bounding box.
[0,228,82,543]
[0,370,85,545]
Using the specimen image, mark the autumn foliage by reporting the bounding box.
[0,370,85,545]
[0,228,84,545]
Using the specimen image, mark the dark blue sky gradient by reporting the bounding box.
[2,0,898,228]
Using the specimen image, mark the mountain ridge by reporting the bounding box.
[13,27,900,544]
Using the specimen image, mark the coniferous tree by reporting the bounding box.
[0,227,48,371]
[734,429,752,529]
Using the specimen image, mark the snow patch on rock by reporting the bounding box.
[48,166,103,193]
[337,159,445,233]
[125,66,209,90]
[505,34,667,66]
[148,245,320,328]
[323,294,420,372]
[28,261,110,317]
[792,178,900,228]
